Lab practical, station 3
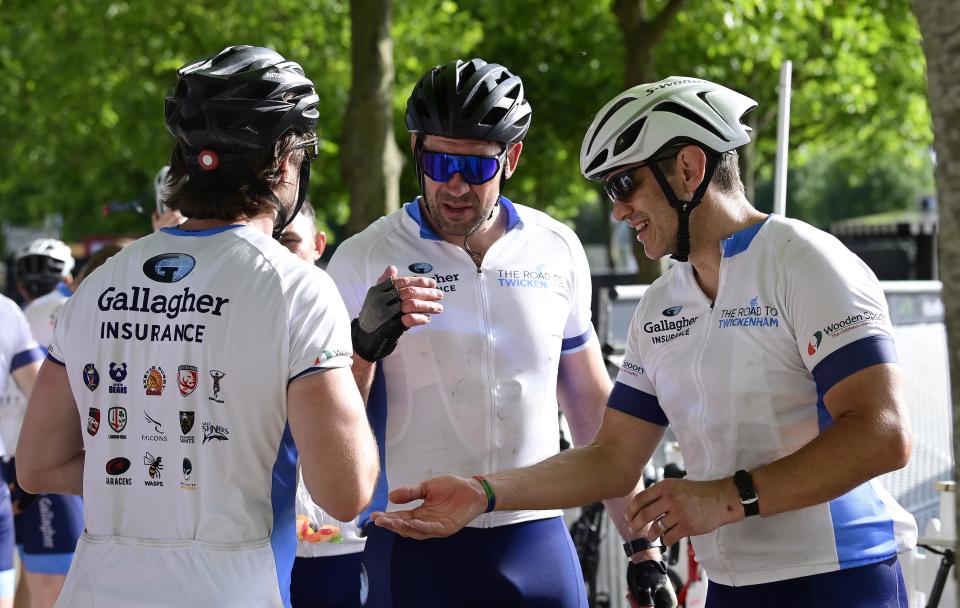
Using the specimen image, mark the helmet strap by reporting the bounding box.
[647,149,721,262]
[273,156,312,240]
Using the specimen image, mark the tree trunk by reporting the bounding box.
[341,0,403,238]
[612,0,686,283]
[912,0,960,599]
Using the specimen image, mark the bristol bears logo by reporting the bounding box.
[87,408,100,436]
[108,362,128,394]
[82,364,100,391]
[178,365,198,397]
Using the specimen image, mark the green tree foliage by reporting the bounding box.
[0,0,934,246]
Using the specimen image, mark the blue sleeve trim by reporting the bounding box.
[11,348,44,371]
[46,353,65,367]
[812,335,898,395]
[561,328,592,353]
[607,381,669,427]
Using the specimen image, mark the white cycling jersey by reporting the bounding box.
[0,294,44,457]
[327,197,594,528]
[611,215,917,586]
[48,224,353,608]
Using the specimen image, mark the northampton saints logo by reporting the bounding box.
[179,411,195,435]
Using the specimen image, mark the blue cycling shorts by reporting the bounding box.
[291,552,363,608]
[361,516,586,607]
[705,556,908,608]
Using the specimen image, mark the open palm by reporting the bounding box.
[370,475,487,540]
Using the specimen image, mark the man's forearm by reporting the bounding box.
[350,354,376,404]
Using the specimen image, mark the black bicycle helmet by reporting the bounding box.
[405,58,531,144]
[164,45,319,151]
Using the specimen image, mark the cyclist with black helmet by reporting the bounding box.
[373,77,917,608]
[16,45,378,607]
[327,58,657,607]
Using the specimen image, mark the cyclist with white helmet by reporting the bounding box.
[16,45,378,607]
[372,76,917,608]
[151,166,184,230]
[328,58,665,607]
[6,240,82,608]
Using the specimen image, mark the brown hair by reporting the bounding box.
[162,131,312,221]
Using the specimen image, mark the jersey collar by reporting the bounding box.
[405,196,523,241]
[160,224,245,237]
[721,215,770,258]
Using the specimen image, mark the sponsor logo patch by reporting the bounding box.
[408,262,433,274]
[718,296,780,330]
[82,363,100,391]
[142,253,196,283]
[807,311,886,355]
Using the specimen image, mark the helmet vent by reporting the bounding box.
[652,101,729,143]
[612,117,646,157]
[586,96,636,155]
[583,149,609,177]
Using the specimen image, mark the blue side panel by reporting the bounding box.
[560,328,591,353]
[11,348,44,371]
[160,225,244,237]
[829,483,898,569]
[270,423,298,608]
[358,366,388,530]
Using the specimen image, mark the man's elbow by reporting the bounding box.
[16,464,43,495]
[324,465,379,522]
[885,425,912,472]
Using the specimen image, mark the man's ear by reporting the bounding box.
[314,231,327,260]
[676,145,707,196]
[503,142,523,179]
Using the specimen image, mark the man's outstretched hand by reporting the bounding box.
[371,475,489,540]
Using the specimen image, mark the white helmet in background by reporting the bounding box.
[580,77,757,261]
[15,238,75,298]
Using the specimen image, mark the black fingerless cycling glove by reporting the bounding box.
[627,559,677,608]
[352,277,407,362]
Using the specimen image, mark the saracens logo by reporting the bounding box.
[82,364,100,391]
[142,253,196,283]
[107,406,127,434]
[105,457,130,476]
[87,408,101,436]
[408,262,433,274]
[178,365,198,397]
[108,362,128,394]
[143,366,166,396]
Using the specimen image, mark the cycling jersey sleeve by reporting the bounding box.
[560,234,594,355]
[4,297,43,373]
[606,305,669,427]
[785,235,897,395]
[288,267,353,380]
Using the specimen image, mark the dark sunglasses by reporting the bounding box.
[602,149,682,202]
[419,150,505,185]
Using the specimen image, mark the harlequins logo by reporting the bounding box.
[108,362,127,394]
[178,365,198,397]
[82,364,100,391]
[87,408,100,436]
[807,331,824,356]
[107,406,127,435]
[143,366,166,396]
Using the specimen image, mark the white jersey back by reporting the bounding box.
[611,215,917,586]
[328,198,594,528]
[0,294,43,458]
[48,225,352,608]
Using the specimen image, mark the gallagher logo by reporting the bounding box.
[82,364,100,391]
[105,457,130,476]
[408,262,433,274]
[662,305,683,317]
[142,253,196,283]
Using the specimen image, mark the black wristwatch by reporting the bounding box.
[623,537,662,558]
[733,469,760,517]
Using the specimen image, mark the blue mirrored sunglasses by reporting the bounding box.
[419,151,504,185]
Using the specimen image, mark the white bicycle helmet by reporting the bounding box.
[154,165,170,214]
[15,238,75,298]
[580,77,757,261]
